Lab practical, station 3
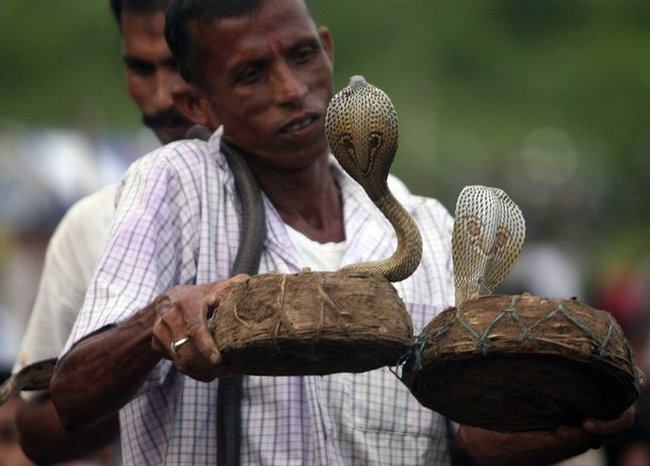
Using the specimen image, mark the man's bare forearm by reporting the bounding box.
[17,395,119,464]
[457,425,582,466]
[50,301,163,431]
[50,278,243,431]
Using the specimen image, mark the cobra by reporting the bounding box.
[325,75,422,282]
[452,185,526,307]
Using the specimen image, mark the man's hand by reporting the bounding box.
[151,274,248,381]
[557,405,637,450]
[457,405,637,466]
[52,274,249,431]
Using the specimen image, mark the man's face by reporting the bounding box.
[195,0,334,171]
[121,10,193,144]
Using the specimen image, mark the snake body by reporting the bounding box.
[325,76,423,282]
[0,358,56,404]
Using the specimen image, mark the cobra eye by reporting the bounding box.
[339,134,355,153]
[368,132,382,150]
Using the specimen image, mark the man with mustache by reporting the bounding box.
[50,0,635,465]
[9,0,194,463]
[141,108,190,142]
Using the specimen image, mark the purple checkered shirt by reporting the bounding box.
[66,128,455,465]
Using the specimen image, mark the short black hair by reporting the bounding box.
[165,0,265,87]
[110,0,173,29]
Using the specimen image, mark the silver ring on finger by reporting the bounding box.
[170,336,190,356]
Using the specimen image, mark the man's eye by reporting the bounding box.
[126,60,155,76]
[292,44,318,63]
[236,65,263,84]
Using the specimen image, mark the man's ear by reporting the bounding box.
[319,26,334,63]
[173,83,217,128]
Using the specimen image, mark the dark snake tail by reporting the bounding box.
[217,138,266,466]
[188,126,266,466]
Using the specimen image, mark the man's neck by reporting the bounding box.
[249,156,345,244]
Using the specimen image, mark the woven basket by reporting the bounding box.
[212,271,413,376]
[401,293,643,432]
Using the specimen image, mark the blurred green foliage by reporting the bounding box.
[0,0,649,273]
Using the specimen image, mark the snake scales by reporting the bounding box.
[452,185,526,306]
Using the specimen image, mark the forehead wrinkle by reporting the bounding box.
[260,20,284,56]
[201,22,277,76]
[191,2,320,82]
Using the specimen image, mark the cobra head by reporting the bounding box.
[325,75,398,202]
[452,185,525,307]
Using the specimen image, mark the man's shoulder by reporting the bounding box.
[126,135,227,183]
[114,132,234,216]
[53,184,118,241]
[68,184,118,214]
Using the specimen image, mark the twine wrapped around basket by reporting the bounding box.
[212,271,413,376]
[401,293,643,432]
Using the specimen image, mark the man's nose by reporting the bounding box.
[151,70,179,111]
[272,63,308,106]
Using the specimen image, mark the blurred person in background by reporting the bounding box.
[0,0,195,464]
[599,262,650,466]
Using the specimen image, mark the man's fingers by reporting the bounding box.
[192,313,221,366]
[230,273,249,283]
[582,405,636,437]
[150,277,248,380]
[636,367,646,388]
[215,274,248,298]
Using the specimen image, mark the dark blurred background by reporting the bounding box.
[0,0,649,371]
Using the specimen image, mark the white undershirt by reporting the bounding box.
[283,174,411,272]
[285,224,346,271]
